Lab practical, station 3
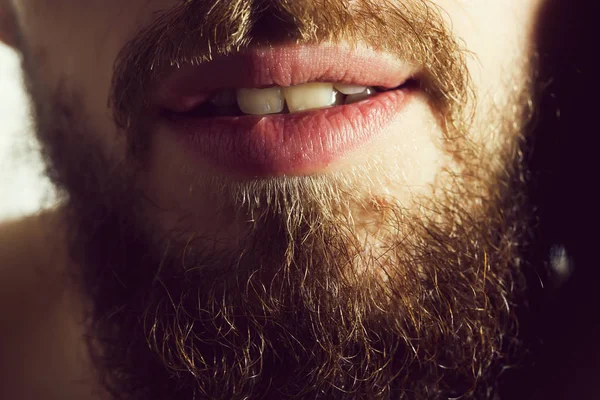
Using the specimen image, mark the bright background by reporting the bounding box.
[0,43,55,220]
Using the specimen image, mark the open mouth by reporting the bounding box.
[151,45,420,177]
[167,80,417,118]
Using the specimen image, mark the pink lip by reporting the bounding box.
[152,45,417,176]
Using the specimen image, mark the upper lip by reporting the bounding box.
[151,44,419,113]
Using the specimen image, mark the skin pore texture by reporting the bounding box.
[0,0,547,399]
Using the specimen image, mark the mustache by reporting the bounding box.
[110,0,472,140]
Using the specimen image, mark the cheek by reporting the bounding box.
[14,1,176,155]
[433,0,543,145]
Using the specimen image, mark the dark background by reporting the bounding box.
[502,0,599,398]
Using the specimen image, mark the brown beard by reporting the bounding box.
[33,116,532,400]
[18,0,535,399]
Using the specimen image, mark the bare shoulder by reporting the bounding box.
[0,210,67,325]
[0,210,65,325]
[0,210,102,399]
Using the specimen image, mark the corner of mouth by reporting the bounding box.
[149,45,422,177]
[152,45,421,114]
[163,78,420,119]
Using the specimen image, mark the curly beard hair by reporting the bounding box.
[31,91,532,400]
[18,0,536,399]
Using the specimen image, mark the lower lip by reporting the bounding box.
[159,89,411,177]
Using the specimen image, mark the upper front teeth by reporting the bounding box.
[237,87,285,115]
[283,83,337,113]
[206,83,379,117]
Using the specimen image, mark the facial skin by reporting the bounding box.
[2,0,544,399]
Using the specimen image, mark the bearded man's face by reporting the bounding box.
[4,0,544,398]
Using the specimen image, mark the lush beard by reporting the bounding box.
[19,5,533,395]
[26,85,531,400]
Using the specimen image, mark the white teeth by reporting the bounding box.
[345,87,376,105]
[236,87,285,115]
[211,90,237,107]
[284,83,336,113]
[210,83,379,116]
[334,84,368,95]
